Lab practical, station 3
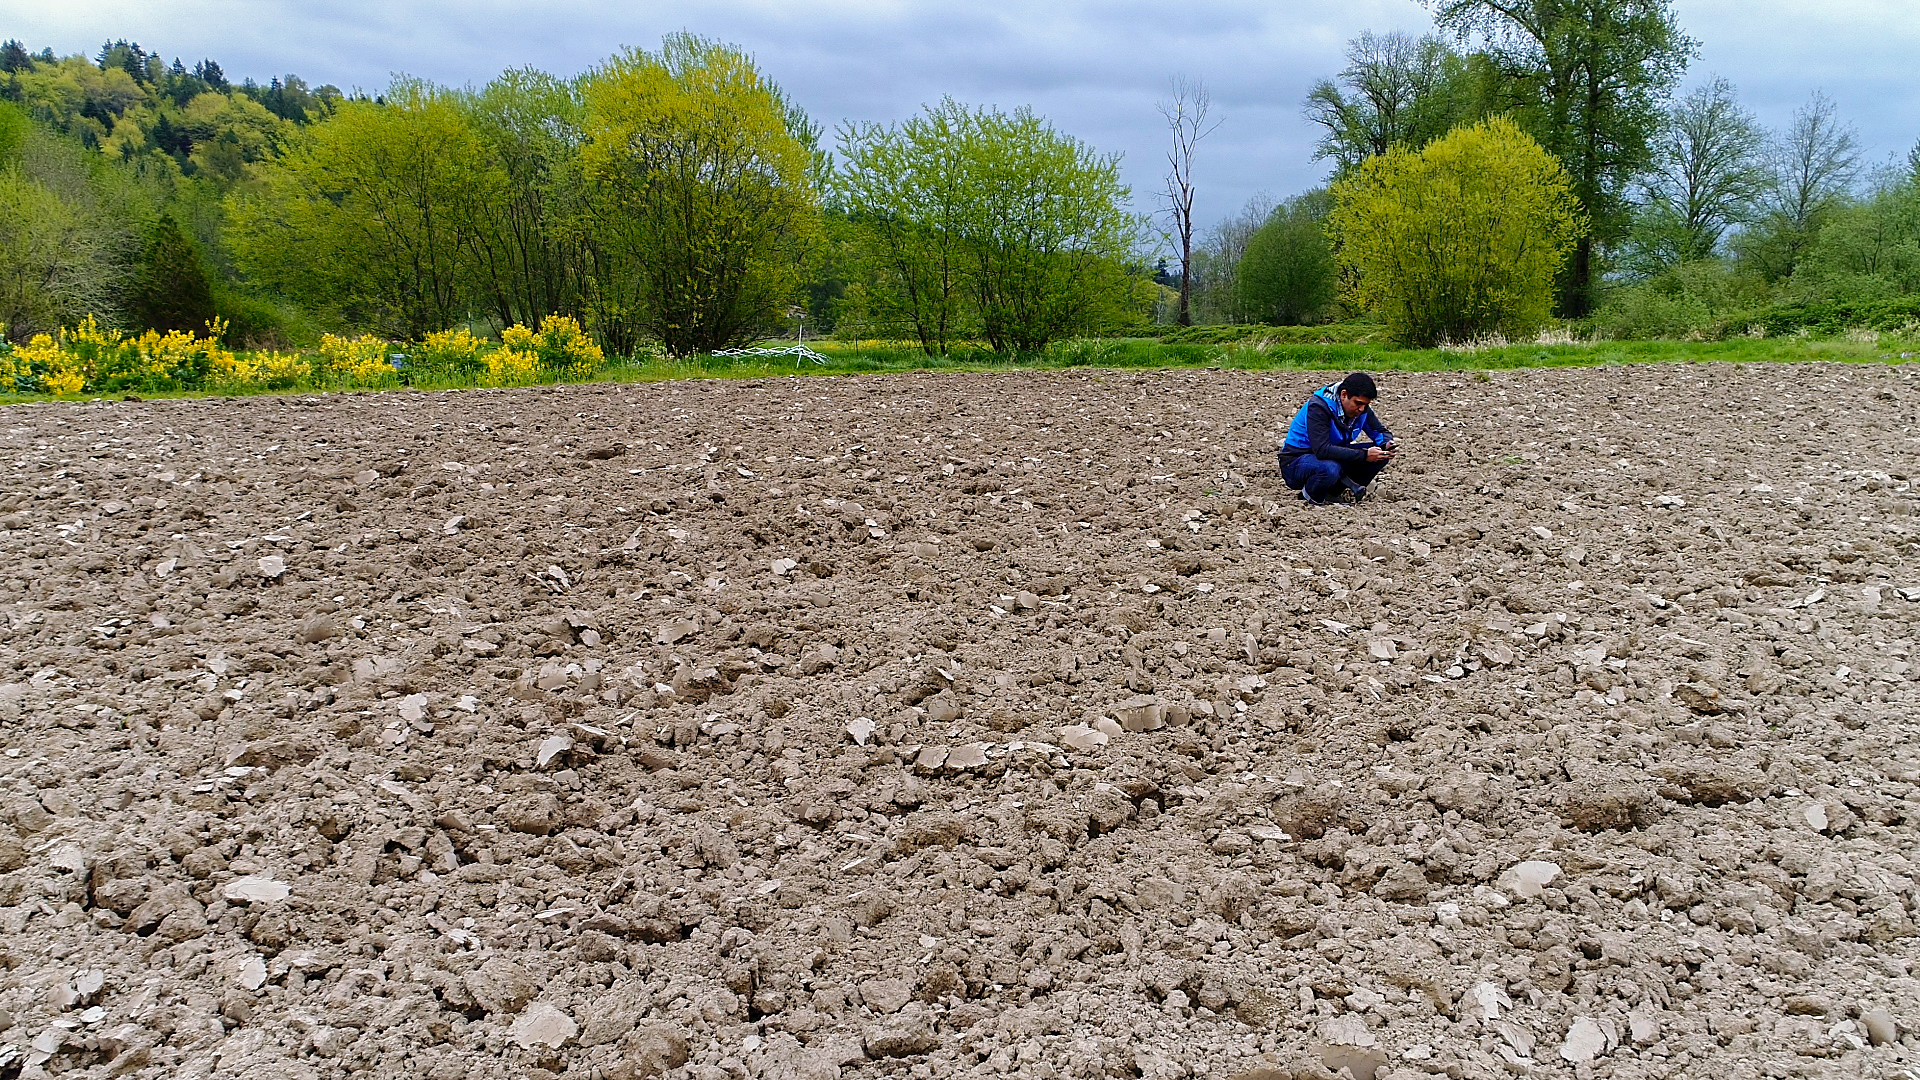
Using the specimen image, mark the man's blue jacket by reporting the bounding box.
[1280,385,1392,465]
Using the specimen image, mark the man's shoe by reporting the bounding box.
[1344,479,1369,502]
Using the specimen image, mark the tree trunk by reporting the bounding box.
[1565,236,1593,319]
[1178,226,1193,326]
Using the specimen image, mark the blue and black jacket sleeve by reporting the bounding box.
[1365,411,1393,446]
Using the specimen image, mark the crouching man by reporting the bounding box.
[1278,372,1396,504]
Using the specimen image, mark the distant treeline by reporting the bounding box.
[0,36,1146,356]
[4,4,1920,356]
[1184,10,1920,342]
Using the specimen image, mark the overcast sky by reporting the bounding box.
[8,0,1920,244]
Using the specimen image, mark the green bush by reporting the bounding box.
[1592,288,1716,340]
[1732,297,1920,338]
[213,288,321,349]
[1592,260,1771,341]
[1327,117,1585,346]
[1596,294,1920,342]
[1157,322,1386,346]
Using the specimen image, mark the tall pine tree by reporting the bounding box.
[129,215,216,333]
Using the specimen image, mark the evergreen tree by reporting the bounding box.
[129,215,216,333]
[97,40,153,84]
[151,113,191,160]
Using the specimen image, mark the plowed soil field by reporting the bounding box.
[1,363,1917,1080]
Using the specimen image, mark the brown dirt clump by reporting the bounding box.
[1,363,1918,1078]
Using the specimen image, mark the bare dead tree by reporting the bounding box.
[1158,77,1222,327]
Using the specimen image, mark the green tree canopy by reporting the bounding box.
[1233,189,1336,325]
[0,120,141,340]
[226,79,499,337]
[836,99,1142,354]
[0,167,125,341]
[1184,193,1277,325]
[1328,116,1586,346]
[1303,32,1491,176]
[1791,168,1920,302]
[1628,76,1758,269]
[836,100,980,354]
[1430,0,1693,316]
[460,68,590,336]
[579,34,822,356]
[1736,90,1862,285]
[1621,75,1766,275]
[0,99,27,162]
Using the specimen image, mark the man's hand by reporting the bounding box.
[1382,438,1398,451]
[1366,446,1394,463]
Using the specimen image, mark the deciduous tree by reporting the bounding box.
[461,68,591,336]
[579,35,822,356]
[0,170,122,340]
[1234,189,1335,325]
[1623,75,1765,273]
[1328,116,1585,346]
[1186,192,1277,324]
[1737,90,1861,284]
[836,100,1141,354]
[966,108,1141,352]
[227,79,499,336]
[1157,77,1219,326]
[1303,32,1486,175]
[1430,0,1694,316]
[1790,155,1917,301]
[836,100,981,354]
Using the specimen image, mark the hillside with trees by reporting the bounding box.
[0,34,1151,360]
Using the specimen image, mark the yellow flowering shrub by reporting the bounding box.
[60,315,125,370]
[2,316,237,393]
[500,315,604,378]
[211,350,311,389]
[117,319,235,389]
[255,352,314,388]
[3,314,611,397]
[41,315,133,391]
[414,328,484,374]
[482,347,539,387]
[316,334,396,384]
[123,331,205,385]
[2,335,85,394]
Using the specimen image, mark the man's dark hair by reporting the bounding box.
[1338,372,1377,399]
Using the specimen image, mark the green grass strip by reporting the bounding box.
[5,333,1918,405]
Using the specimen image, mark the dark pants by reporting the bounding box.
[1280,452,1387,503]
